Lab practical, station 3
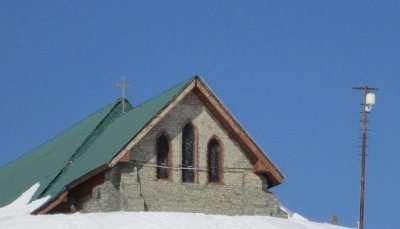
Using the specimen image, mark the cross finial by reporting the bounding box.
[116,76,128,113]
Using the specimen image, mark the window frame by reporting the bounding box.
[207,136,224,184]
[181,122,198,183]
[155,131,172,180]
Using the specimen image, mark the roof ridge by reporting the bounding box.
[37,100,128,198]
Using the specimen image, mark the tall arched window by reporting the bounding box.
[156,134,170,179]
[182,123,195,183]
[208,138,222,183]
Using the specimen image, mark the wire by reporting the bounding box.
[128,160,254,174]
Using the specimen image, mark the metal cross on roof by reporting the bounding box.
[116,77,128,113]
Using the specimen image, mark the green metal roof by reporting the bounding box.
[0,78,192,207]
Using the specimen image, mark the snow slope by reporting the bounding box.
[0,184,353,229]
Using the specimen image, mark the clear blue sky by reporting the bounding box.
[0,1,398,228]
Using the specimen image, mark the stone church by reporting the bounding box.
[0,77,286,217]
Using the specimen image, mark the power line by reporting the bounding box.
[128,160,254,173]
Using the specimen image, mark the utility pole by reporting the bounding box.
[352,86,378,229]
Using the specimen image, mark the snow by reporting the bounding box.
[0,183,50,218]
[0,184,353,229]
[280,205,309,221]
[0,212,355,229]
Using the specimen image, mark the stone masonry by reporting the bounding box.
[79,92,287,217]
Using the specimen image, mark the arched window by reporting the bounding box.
[208,138,222,183]
[182,123,195,183]
[156,134,170,179]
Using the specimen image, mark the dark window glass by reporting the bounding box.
[208,138,221,183]
[157,134,169,179]
[182,123,195,182]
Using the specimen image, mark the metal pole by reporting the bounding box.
[116,77,128,113]
[121,77,126,113]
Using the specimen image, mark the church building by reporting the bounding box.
[0,77,286,217]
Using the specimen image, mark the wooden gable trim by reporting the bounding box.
[111,76,283,187]
[67,165,109,190]
[194,79,284,187]
[34,190,69,215]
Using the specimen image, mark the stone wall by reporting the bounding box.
[80,92,286,217]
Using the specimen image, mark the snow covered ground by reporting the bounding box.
[0,184,353,229]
